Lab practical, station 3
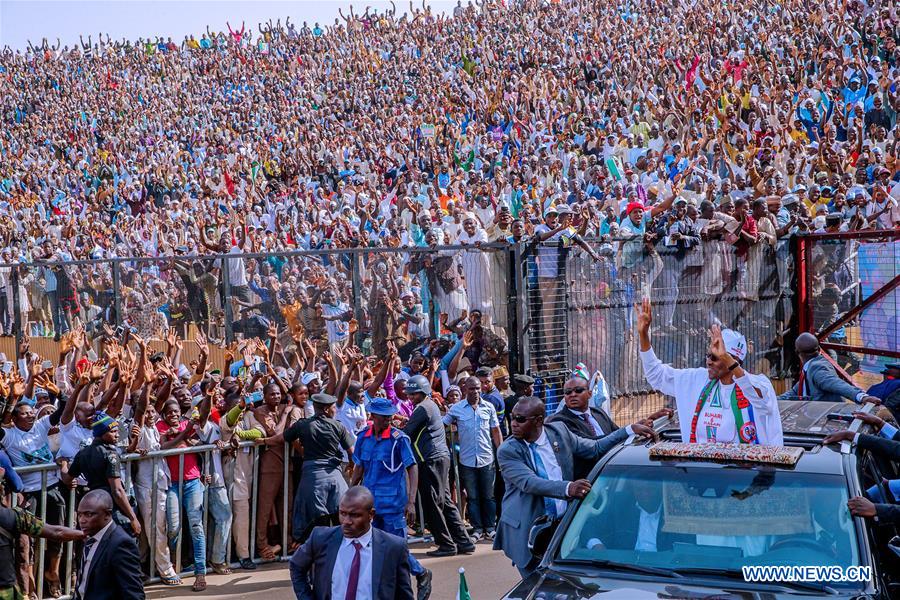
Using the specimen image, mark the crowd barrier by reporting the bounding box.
[9,429,474,598]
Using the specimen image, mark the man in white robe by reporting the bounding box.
[636,298,783,446]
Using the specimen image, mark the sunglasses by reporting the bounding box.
[564,387,588,395]
[510,414,537,424]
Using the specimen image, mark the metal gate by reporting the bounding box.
[796,229,900,389]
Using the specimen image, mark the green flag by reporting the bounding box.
[457,568,471,600]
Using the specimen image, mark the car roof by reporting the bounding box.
[612,400,874,475]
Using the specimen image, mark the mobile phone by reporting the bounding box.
[114,325,126,339]
[248,391,264,405]
[41,360,53,370]
[826,412,854,423]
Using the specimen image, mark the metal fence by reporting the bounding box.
[522,235,793,414]
[1,244,516,363]
[796,230,900,390]
[8,427,474,599]
[2,236,801,418]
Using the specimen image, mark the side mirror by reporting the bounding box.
[888,536,900,559]
[528,514,558,559]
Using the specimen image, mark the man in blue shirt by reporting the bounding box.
[443,376,502,540]
[476,366,507,437]
[351,397,432,599]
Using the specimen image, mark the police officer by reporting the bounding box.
[351,397,433,600]
[262,393,355,543]
[401,375,474,557]
[61,412,142,536]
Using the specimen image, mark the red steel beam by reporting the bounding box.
[816,273,900,341]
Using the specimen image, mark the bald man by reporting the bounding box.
[74,490,144,600]
[778,333,880,405]
[290,486,415,600]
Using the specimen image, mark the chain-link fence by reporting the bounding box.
[523,235,793,417]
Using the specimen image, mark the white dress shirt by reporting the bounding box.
[78,518,114,597]
[530,430,568,516]
[635,505,662,552]
[331,527,373,600]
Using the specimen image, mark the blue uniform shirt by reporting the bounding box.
[353,425,416,515]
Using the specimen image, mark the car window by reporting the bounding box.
[557,465,862,588]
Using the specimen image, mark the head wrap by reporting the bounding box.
[571,362,591,381]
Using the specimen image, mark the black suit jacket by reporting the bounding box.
[75,521,144,600]
[857,432,900,461]
[546,406,618,479]
[290,525,414,600]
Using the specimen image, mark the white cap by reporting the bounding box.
[722,329,748,362]
[301,372,321,385]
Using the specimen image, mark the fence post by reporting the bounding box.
[111,260,122,327]
[10,266,22,339]
[506,244,523,376]
[221,256,234,343]
[351,254,363,347]
[795,235,809,334]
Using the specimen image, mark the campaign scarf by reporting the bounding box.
[689,379,759,445]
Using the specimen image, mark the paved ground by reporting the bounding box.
[147,540,521,599]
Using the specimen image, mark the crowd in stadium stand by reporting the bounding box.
[0,0,898,596]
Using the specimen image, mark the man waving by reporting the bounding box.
[637,298,783,446]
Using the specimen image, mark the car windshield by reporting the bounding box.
[556,464,863,588]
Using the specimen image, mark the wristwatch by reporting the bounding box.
[728,361,740,371]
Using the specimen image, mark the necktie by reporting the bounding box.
[528,442,558,518]
[345,540,363,600]
[580,412,597,435]
[79,537,96,595]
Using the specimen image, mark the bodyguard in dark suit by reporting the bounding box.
[290,486,415,600]
[778,333,880,405]
[825,414,900,526]
[73,489,144,600]
[494,397,657,578]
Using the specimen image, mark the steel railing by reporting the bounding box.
[9,427,475,598]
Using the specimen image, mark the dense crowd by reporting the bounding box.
[0,0,896,356]
[0,0,899,596]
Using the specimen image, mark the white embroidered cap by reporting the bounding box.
[722,329,747,362]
